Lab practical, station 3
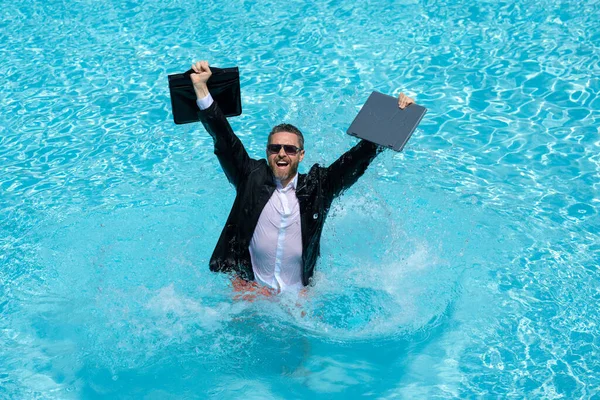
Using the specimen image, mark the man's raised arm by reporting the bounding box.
[191,61,251,189]
[323,139,383,199]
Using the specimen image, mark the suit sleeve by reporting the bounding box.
[324,139,384,198]
[198,101,252,189]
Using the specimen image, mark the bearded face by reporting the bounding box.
[267,132,305,185]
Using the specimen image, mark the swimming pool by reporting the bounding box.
[1,0,599,397]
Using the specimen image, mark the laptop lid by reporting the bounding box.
[347,91,426,151]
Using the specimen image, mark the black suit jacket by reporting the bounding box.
[199,101,383,286]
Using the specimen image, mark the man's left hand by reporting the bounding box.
[398,93,415,109]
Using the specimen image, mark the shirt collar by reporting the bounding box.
[276,173,298,190]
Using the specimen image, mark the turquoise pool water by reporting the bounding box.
[1,0,599,398]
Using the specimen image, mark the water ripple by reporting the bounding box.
[2,0,600,397]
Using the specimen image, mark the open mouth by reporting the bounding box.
[275,160,289,169]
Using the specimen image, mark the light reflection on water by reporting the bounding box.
[1,0,600,397]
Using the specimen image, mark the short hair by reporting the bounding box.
[268,123,304,149]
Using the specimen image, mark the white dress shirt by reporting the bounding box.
[248,175,303,292]
[197,95,304,293]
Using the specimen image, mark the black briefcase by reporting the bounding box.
[168,66,242,124]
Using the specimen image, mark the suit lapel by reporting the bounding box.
[256,167,276,214]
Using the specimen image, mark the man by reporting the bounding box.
[191,60,414,294]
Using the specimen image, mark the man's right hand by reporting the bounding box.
[231,277,276,301]
[191,60,212,99]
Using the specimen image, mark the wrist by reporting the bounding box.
[193,83,209,99]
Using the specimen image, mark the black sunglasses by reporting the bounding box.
[267,144,303,155]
